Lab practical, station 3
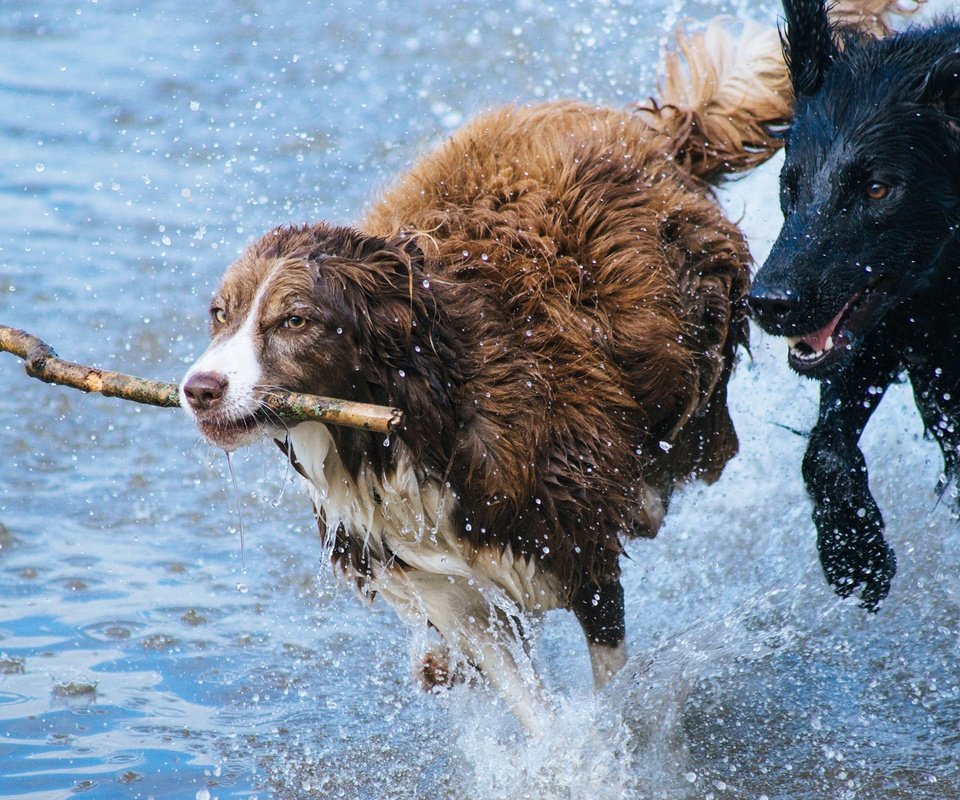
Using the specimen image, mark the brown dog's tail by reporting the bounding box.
[636,1,924,183]
[829,0,926,37]
[636,19,791,183]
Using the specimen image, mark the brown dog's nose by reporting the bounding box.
[182,371,228,412]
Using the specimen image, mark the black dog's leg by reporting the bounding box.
[909,362,960,510]
[803,357,899,611]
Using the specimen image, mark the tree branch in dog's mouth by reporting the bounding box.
[0,324,403,434]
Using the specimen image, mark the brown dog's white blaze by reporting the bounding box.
[180,258,317,451]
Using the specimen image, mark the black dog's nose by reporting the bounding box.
[748,287,797,332]
[183,371,228,412]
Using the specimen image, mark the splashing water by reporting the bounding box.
[225,449,246,573]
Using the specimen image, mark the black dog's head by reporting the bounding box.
[750,0,960,376]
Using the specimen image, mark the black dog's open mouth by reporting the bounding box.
[786,275,891,372]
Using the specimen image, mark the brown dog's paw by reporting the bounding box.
[417,649,464,691]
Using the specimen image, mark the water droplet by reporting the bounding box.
[422,278,431,289]
[35,163,45,172]
[659,440,672,452]
[196,790,211,800]
[236,582,248,594]
[383,436,391,447]
[225,451,246,571]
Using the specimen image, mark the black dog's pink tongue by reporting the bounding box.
[793,305,846,352]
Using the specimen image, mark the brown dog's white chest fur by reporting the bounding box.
[288,420,562,611]
[288,420,567,722]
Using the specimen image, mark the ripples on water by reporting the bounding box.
[0,1,958,798]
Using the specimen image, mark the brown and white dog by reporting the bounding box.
[180,20,794,730]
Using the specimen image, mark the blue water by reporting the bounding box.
[1,1,959,798]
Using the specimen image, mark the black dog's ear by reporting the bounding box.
[782,0,835,96]
[920,51,960,117]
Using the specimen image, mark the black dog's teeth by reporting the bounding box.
[786,336,835,362]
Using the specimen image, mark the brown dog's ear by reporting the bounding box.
[782,0,835,97]
[387,232,425,274]
[920,51,960,118]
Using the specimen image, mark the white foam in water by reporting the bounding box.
[448,688,638,800]
[444,591,824,800]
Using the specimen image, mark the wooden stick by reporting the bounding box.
[0,325,403,434]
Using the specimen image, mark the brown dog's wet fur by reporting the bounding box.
[183,16,828,725]
[360,100,751,574]
[227,99,756,592]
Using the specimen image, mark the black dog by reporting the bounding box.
[750,0,960,610]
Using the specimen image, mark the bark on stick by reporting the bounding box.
[0,325,402,434]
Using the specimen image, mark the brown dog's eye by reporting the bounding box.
[211,307,227,325]
[283,315,307,329]
[865,181,890,201]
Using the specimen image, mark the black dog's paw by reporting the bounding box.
[817,525,897,612]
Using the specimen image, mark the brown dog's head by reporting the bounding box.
[180,223,429,450]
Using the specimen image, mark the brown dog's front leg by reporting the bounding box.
[573,579,628,688]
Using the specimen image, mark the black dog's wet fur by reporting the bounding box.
[750,0,960,610]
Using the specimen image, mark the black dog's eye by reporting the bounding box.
[211,307,227,325]
[864,181,890,201]
[283,315,308,330]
